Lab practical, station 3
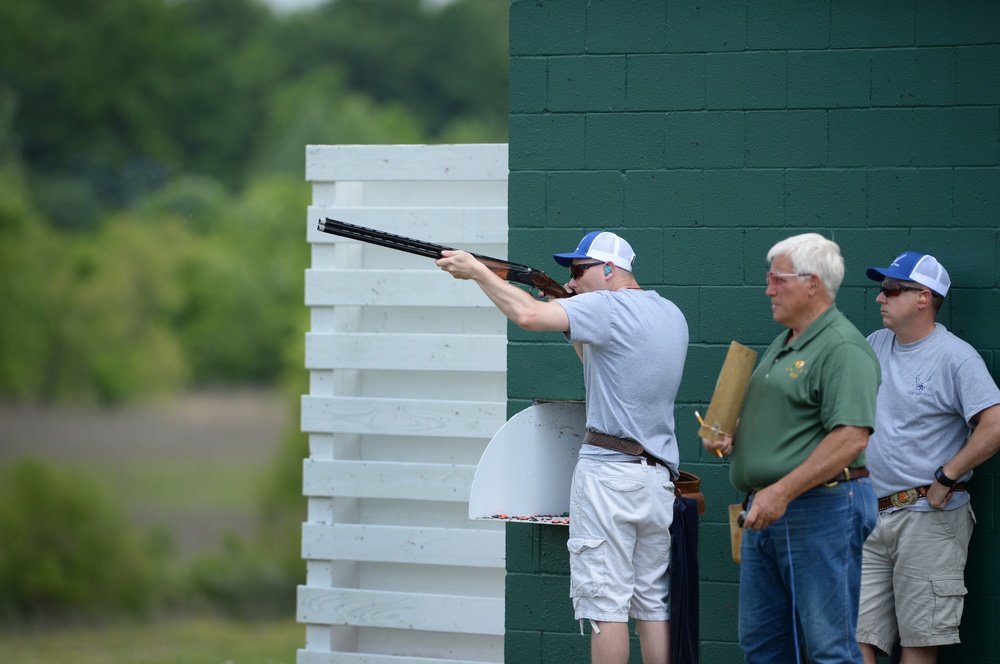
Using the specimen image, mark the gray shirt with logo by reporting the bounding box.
[867,323,1000,511]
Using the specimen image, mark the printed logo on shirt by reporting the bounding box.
[911,374,930,395]
[786,359,808,379]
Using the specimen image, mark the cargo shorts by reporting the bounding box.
[857,503,975,651]
[567,456,675,623]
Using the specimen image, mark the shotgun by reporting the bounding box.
[317,218,572,298]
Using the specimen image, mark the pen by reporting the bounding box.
[695,410,725,458]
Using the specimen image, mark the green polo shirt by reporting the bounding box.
[730,306,881,493]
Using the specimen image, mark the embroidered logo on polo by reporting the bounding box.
[786,359,808,379]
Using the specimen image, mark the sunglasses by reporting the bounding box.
[879,283,925,298]
[570,261,606,279]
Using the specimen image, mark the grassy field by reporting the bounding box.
[0,391,304,661]
[0,617,303,664]
[0,390,291,557]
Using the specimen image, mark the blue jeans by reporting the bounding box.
[739,479,877,664]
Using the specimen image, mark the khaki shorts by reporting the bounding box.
[567,457,675,623]
[857,503,975,651]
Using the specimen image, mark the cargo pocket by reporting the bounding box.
[931,577,967,630]
[567,537,607,599]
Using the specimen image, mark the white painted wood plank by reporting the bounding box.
[311,181,506,208]
[304,269,499,308]
[306,144,508,182]
[302,523,504,568]
[307,206,508,245]
[301,396,505,438]
[302,395,507,438]
[298,651,496,664]
[304,332,505,372]
[296,587,504,636]
[302,460,476,502]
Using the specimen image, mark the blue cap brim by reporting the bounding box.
[553,251,590,267]
[866,266,911,283]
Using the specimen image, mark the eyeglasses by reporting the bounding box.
[570,261,606,279]
[765,271,812,286]
[879,282,925,298]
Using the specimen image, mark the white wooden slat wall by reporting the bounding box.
[299,144,509,664]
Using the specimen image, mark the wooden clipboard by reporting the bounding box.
[698,341,757,441]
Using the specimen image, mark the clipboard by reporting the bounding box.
[698,341,757,441]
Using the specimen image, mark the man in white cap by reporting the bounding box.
[857,251,1000,664]
[436,230,689,664]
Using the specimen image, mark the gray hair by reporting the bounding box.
[767,233,844,299]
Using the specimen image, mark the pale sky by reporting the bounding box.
[261,0,454,14]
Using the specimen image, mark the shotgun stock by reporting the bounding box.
[316,218,572,298]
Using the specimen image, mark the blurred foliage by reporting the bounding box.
[0,0,508,403]
[187,535,297,620]
[0,0,507,223]
[0,459,161,620]
[0,0,506,623]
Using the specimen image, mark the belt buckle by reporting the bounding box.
[889,488,919,509]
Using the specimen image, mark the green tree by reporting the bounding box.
[0,0,276,224]
[274,0,508,139]
[0,459,157,619]
[0,161,66,398]
[55,214,192,402]
[159,175,311,385]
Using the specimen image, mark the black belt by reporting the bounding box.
[583,430,667,468]
[750,467,870,496]
[822,466,869,486]
[878,483,967,512]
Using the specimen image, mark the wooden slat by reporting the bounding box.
[301,523,504,568]
[302,460,476,502]
[301,396,505,438]
[298,651,496,664]
[305,332,505,372]
[305,269,497,308]
[297,587,504,636]
[307,206,508,245]
[306,144,508,183]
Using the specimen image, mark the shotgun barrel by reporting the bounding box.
[317,218,571,298]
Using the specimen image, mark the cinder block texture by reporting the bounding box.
[508,1,1000,662]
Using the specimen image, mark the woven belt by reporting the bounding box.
[878,483,967,512]
[583,430,667,468]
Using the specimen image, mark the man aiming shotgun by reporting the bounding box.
[439,230,688,664]
[316,218,571,299]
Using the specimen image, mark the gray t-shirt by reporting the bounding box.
[867,323,1000,511]
[557,289,689,475]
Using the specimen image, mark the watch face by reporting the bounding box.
[935,466,955,486]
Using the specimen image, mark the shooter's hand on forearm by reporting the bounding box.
[436,250,571,333]
[436,249,492,282]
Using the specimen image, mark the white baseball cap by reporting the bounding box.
[553,231,636,272]
[866,251,951,297]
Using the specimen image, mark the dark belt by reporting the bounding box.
[747,467,870,495]
[878,483,967,512]
[583,430,667,468]
[821,466,870,486]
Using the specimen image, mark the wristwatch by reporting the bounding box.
[934,465,957,488]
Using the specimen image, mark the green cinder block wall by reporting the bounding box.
[505,1,1000,662]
